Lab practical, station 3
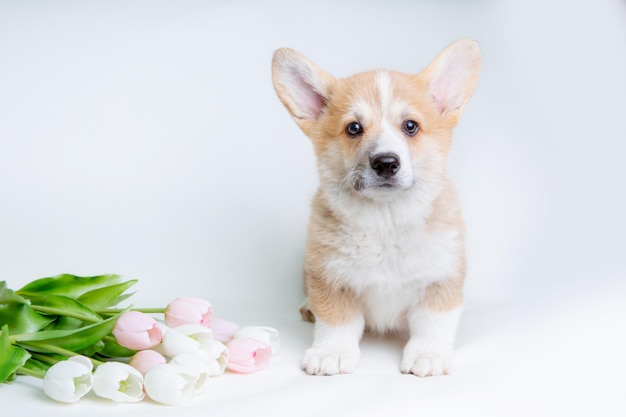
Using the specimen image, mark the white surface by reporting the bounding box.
[1,0,625,415]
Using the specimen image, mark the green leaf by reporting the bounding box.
[1,282,53,334]
[17,274,123,298]
[22,357,53,374]
[0,304,55,335]
[0,282,28,304]
[100,337,136,358]
[1,325,32,384]
[77,280,137,309]
[19,292,102,323]
[45,316,84,331]
[76,339,104,357]
[14,312,123,353]
[109,291,134,307]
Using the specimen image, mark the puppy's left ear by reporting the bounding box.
[422,39,482,125]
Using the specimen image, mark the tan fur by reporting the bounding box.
[303,191,362,325]
[422,181,466,312]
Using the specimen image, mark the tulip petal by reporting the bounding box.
[92,362,144,402]
[206,340,229,376]
[161,324,213,358]
[130,350,167,375]
[171,354,210,393]
[43,356,93,403]
[234,326,280,354]
[211,318,239,343]
[113,311,162,350]
[164,297,213,328]
[226,338,272,374]
[144,363,197,405]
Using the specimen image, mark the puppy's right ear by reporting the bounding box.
[272,48,334,134]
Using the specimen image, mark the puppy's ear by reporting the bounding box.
[272,48,335,134]
[422,39,481,125]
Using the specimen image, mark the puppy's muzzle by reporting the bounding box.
[370,153,400,178]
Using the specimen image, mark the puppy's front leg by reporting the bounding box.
[302,316,364,375]
[301,280,364,375]
[401,280,463,377]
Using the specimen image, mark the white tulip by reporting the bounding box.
[43,356,93,403]
[234,326,280,354]
[170,354,210,392]
[204,338,229,376]
[92,362,144,402]
[161,324,214,357]
[143,363,201,405]
[162,324,229,376]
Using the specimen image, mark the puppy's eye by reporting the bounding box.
[346,122,363,137]
[402,120,419,136]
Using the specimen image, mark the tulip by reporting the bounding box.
[171,354,211,391]
[43,356,93,403]
[143,363,200,405]
[161,324,228,376]
[112,311,163,350]
[205,338,229,376]
[234,326,280,354]
[226,337,272,374]
[211,317,239,342]
[161,324,215,358]
[129,350,167,375]
[92,362,144,402]
[164,297,213,328]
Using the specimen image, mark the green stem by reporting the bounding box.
[30,352,61,365]
[29,305,101,323]
[17,366,45,379]
[97,307,164,315]
[17,342,103,367]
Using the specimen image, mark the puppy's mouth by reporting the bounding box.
[352,177,408,192]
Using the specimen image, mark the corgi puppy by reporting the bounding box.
[271,39,481,376]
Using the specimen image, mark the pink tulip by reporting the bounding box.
[226,337,272,374]
[164,297,213,328]
[113,311,163,350]
[211,318,239,342]
[234,326,280,353]
[129,350,167,375]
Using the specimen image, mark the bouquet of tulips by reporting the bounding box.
[0,274,279,405]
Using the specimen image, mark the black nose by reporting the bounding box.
[370,153,400,178]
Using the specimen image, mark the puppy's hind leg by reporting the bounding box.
[299,299,316,323]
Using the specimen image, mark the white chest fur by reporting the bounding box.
[318,193,462,332]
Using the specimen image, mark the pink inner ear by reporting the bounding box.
[431,91,448,114]
[293,72,326,119]
[429,53,477,115]
[431,65,458,114]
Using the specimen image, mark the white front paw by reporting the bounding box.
[400,353,453,377]
[302,346,359,376]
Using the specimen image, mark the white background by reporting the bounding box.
[1,0,625,415]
